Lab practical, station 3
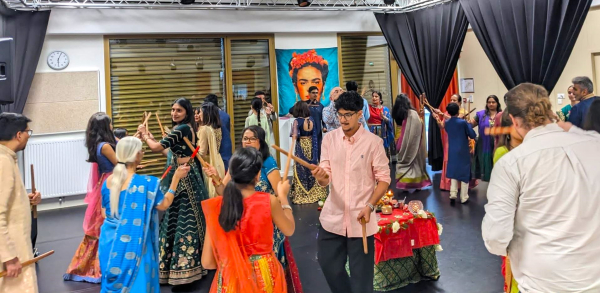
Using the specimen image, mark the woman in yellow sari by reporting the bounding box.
[197,103,226,198]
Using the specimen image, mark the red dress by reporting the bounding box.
[202,192,287,293]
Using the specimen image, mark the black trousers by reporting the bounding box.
[31,210,37,248]
[318,226,375,293]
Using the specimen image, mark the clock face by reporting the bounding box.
[47,51,69,70]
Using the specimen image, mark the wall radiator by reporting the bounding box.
[22,132,91,199]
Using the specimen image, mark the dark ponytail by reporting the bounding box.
[219,147,263,232]
[251,98,263,125]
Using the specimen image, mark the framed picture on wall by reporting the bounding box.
[460,78,475,93]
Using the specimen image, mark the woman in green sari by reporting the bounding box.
[138,97,210,290]
[557,85,579,122]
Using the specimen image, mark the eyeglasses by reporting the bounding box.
[242,137,258,143]
[23,129,33,136]
[336,111,357,120]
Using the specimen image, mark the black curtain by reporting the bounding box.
[0,6,50,114]
[459,0,592,93]
[375,1,468,171]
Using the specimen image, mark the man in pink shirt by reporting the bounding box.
[312,91,391,293]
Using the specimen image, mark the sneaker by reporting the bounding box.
[461,195,469,204]
[449,193,457,200]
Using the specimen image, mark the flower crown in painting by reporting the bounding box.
[288,49,329,77]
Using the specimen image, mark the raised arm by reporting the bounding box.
[271,180,295,236]
[156,165,190,211]
[482,159,519,256]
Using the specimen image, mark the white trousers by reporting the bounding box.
[450,179,469,199]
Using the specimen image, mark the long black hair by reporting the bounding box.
[200,102,222,129]
[373,91,384,105]
[172,97,198,135]
[241,125,270,162]
[251,98,263,125]
[85,112,116,163]
[391,94,414,125]
[219,147,263,232]
[485,95,502,117]
[583,98,600,133]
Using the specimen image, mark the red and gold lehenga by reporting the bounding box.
[202,192,288,293]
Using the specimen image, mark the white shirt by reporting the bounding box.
[482,123,600,293]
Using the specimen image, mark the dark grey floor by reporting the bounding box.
[35,168,503,293]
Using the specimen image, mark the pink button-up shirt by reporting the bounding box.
[318,126,391,238]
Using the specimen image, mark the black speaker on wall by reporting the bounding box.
[0,38,15,105]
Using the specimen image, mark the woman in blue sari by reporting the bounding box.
[98,137,190,293]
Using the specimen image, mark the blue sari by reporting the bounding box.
[99,174,164,293]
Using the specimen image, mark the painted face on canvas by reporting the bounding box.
[295,65,323,102]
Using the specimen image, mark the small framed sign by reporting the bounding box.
[460,78,474,93]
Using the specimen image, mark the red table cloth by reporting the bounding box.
[375,208,440,264]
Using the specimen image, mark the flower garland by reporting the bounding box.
[288,49,329,77]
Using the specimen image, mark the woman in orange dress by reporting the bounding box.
[201,147,296,292]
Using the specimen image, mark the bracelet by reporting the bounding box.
[367,203,375,212]
[168,189,176,195]
[281,205,293,212]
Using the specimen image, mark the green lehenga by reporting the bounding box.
[158,124,210,285]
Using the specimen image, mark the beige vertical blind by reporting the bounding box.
[340,35,393,106]
[229,39,272,146]
[108,38,225,176]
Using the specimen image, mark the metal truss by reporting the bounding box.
[1,0,451,11]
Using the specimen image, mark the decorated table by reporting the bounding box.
[372,205,442,291]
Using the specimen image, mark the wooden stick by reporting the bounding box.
[272,145,329,179]
[361,218,368,254]
[282,139,296,182]
[182,137,223,186]
[0,250,54,278]
[30,165,37,218]
[143,111,152,129]
[140,159,159,165]
[155,112,166,137]
[484,126,512,136]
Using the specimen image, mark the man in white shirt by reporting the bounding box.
[482,83,600,293]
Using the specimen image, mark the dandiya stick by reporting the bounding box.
[282,139,296,183]
[182,137,222,186]
[140,159,159,165]
[155,112,166,137]
[143,111,152,130]
[271,145,329,179]
[30,165,37,218]
[0,250,54,278]
[160,166,172,180]
[484,126,512,136]
[361,218,368,254]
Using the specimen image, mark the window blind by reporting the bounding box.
[108,38,225,176]
[340,35,393,106]
[229,39,272,146]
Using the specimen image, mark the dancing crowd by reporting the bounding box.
[1,72,600,293]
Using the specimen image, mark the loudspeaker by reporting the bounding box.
[0,38,15,105]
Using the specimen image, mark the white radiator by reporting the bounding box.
[22,131,90,199]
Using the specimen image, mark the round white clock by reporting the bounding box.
[47,51,69,70]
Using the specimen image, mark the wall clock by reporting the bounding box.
[47,51,70,70]
[460,78,474,93]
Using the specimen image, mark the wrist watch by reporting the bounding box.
[367,203,375,212]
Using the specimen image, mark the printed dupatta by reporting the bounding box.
[103,175,161,292]
[381,106,395,149]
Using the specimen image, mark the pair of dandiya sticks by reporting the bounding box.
[271,145,370,254]
[158,137,223,187]
[0,164,55,278]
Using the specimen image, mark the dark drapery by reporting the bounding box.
[0,7,50,113]
[459,0,592,93]
[375,1,468,171]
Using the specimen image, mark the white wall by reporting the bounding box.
[46,9,380,35]
[36,35,106,111]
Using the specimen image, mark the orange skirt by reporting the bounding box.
[212,253,287,293]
